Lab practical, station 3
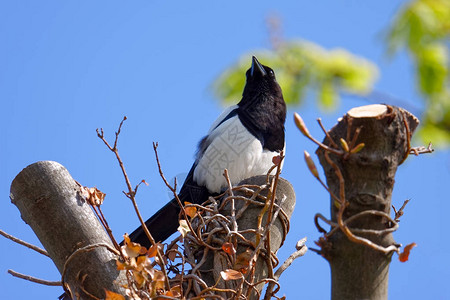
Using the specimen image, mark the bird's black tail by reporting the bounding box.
[127,197,181,248]
[126,164,211,248]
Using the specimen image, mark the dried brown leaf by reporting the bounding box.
[81,186,106,206]
[104,289,125,300]
[122,234,144,258]
[168,285,181,297]
[167,244,178,262]
[147,243,162,258]
[234,248,252,273]
[116,260,129,271]
[177,220,190,237]
[133,270,146,288]
[399,242,417,262]
[272,155,282,166]
[222,242,236,255]
[184,201,197,218]
[220,269,243,281]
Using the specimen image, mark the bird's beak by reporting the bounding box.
[251,56,267,77]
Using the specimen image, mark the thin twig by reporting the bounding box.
[317,118,339,149]
[153,142,201,244]
[399,110,412,164]
[97,117,154,247]
[263,195,289,300]
[97,118,170,290]
[8,269,62,286]
[305,132,344,156]
[91,205,121,253]
[223,169,238,234]
[0,229,49,257]
[410,142,434,155]
[314,213,328,234]
[392,199,410,222]
[348,126,362,150]
[273,237,307,280]
[315,211,399,237]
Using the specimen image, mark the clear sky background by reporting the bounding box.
[1,1,449,299]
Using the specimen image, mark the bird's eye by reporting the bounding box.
[269,69,275,76]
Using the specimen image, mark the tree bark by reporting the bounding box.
[10,161,127,300]
[316,104,419,300]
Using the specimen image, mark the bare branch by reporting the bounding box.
[8,270,61,286]
[274,237,307,280]
[0,229,49,257]
[97,119,170,290]
[410,142,434,155]
[392,199,410,222]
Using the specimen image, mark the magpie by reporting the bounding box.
[128,56,286,248]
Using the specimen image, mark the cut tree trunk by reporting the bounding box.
[316,104,419,300]
[196,175,296,299]
[10,161,127,300]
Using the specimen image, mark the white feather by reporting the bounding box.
[193,115,283,193]
[206,105,238,134]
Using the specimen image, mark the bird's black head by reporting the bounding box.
[240,56,283,102]
[237,56,286,152]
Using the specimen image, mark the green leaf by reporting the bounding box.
[417,44,448,95]
[387,0,450,146]
[318,79,336,109]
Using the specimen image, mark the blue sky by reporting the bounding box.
[1,1,449,299]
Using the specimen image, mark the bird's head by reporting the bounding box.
[241,56,283,103]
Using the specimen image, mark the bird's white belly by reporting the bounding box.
[193,116,281,193]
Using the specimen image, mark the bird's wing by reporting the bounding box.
[206,105,239,134]
[193,115,279,193]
